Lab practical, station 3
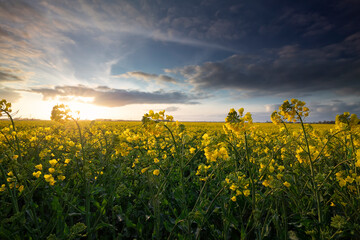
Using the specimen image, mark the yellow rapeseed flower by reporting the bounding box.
[33,171,42,178]
[44,174,56,185]
[230,184,237,191]
[35,164,43,170]
[278,165,285,172]
[58,175,66,181]
[354,159,360,169]
[44,174,52,181]
[141,167,148,174]
[49,159,58,167]
[345,176,354,183]
[48,168,55,173]
[283,181,291,188]
[153,169,160,176]
[231,196,237,202]
[243,189,251,197]
[338,178,347,187]
[262,180,270,187]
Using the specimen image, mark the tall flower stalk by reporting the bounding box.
[50,104,92,238]
[271,99,322,224]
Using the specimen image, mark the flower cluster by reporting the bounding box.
[335,112,359,131]
[142,110,173,123]
[0,99,12,117]
[32,159,67,186]
[271,99,309,124]
[223,108,253,135]
[141,110,175,137]
[224,172,251,201]
[196,163,212,181]
[0,171,24,193]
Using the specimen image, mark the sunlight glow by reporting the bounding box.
[59,96,101,120]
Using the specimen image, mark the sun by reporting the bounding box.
[62,96,100,120]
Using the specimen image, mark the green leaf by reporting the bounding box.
[67,223,87,240]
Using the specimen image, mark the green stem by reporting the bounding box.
[0,130,17,152]
[72,119,91,238]
[4,111,22,162]
[163,123,190,235]
[349,133,360,196]
[0,163,19,213]
[298,115,322,225]
[191,168,216,213]
[195,186,225,240]
[85,182,91,238]
[244,130,255,211]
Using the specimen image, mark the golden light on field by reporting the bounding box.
[13,93,119,120]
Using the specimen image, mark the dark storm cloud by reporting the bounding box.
[117,72,177,84]
[155,0,360,52]
[169,32,360,96]
[1,0,360,57]
[30,85,200,107]
[94,89,197,107]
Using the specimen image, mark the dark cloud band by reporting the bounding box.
[169,33,360,97]
[30,85,200,107]
[115,71,177,84]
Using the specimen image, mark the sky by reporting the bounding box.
[1,0,360,122]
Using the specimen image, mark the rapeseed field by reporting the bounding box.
[0,98,359,239]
